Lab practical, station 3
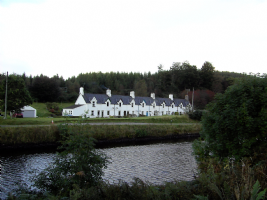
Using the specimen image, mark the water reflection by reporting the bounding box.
[0,139,197,199]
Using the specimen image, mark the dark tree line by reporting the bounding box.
[1,61,255,109]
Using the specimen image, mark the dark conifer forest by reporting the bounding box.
[1,61,262,109]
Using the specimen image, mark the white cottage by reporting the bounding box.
[62,87,191,117]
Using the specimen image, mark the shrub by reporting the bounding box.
[188,110,204,121]
[198,76,267,160]
[33,124,109,196]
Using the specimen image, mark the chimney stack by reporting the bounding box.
[151,93,155,99]
[106,89,111,97]
[185,95,189,101]
[169,94,173,101]
[130,91,135,98]
[80,87,84,95]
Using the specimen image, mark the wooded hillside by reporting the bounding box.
[1,61,262,109]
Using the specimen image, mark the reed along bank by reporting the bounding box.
[0,123,201,149]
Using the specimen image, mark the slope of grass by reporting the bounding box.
[32,102,74,117]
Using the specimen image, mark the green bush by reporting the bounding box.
[188,110,204,121]
[198,77,267,160]
[33,124,109,196]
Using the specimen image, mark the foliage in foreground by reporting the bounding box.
[191,76,267,199]
[188,110,204,121]
[31,124,109,196]
[9,159,267,200]
[199,76,267,160]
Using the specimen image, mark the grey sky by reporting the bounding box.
[0,0,266,79]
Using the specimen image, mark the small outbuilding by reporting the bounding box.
[21,106,37,118]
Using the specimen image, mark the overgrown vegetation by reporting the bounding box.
[0,125,60,144]
[192,76,267,199]
[32,124,109,196]
[0,124,201,145]
[188,110,205,121]
[197,77,267,160]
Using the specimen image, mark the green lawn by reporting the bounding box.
[32,102,75,117]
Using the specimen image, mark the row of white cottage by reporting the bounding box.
[62,87,192,118]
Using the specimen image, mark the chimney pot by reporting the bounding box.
[80,87,84,96]
[106,89,111,97]
[130,91,135,98]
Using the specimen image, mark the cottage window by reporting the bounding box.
[92,102,95,107]
[131,103,134,107]
[172,105,174,108]
[107,102,109,107]
[107,111,110,115]
[119,102,122,107]
[91,111,94,116]
[118,111,121,116]
[153,104,155,108]
[142,103,144,107]
[163,104,165,108]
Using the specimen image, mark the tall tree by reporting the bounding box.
[170,61,200,91]
[134,79,148,96]
[30,75,61,102]
[200,61,215,90]
[211,72,223,93]
[0,74,33,114]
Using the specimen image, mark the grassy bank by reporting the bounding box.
[0,114,199,125]
[0,123,201,146]
[67,123,201,141]
[31,102,75,117]
[0,125,60,145]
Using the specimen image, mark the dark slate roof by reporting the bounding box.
[111,95,133,105]
[64,104,84,109]
[135,96,154,105]
[81,93,190,106]
[83,93,107,104]
[173,99,190,107]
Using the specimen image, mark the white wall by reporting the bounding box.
[21,106,37,118]
[65,96,189,117]
[75,94,86,105]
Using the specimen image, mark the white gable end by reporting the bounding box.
[75,94,86,105]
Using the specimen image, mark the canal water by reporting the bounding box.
[0,139,197,199]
